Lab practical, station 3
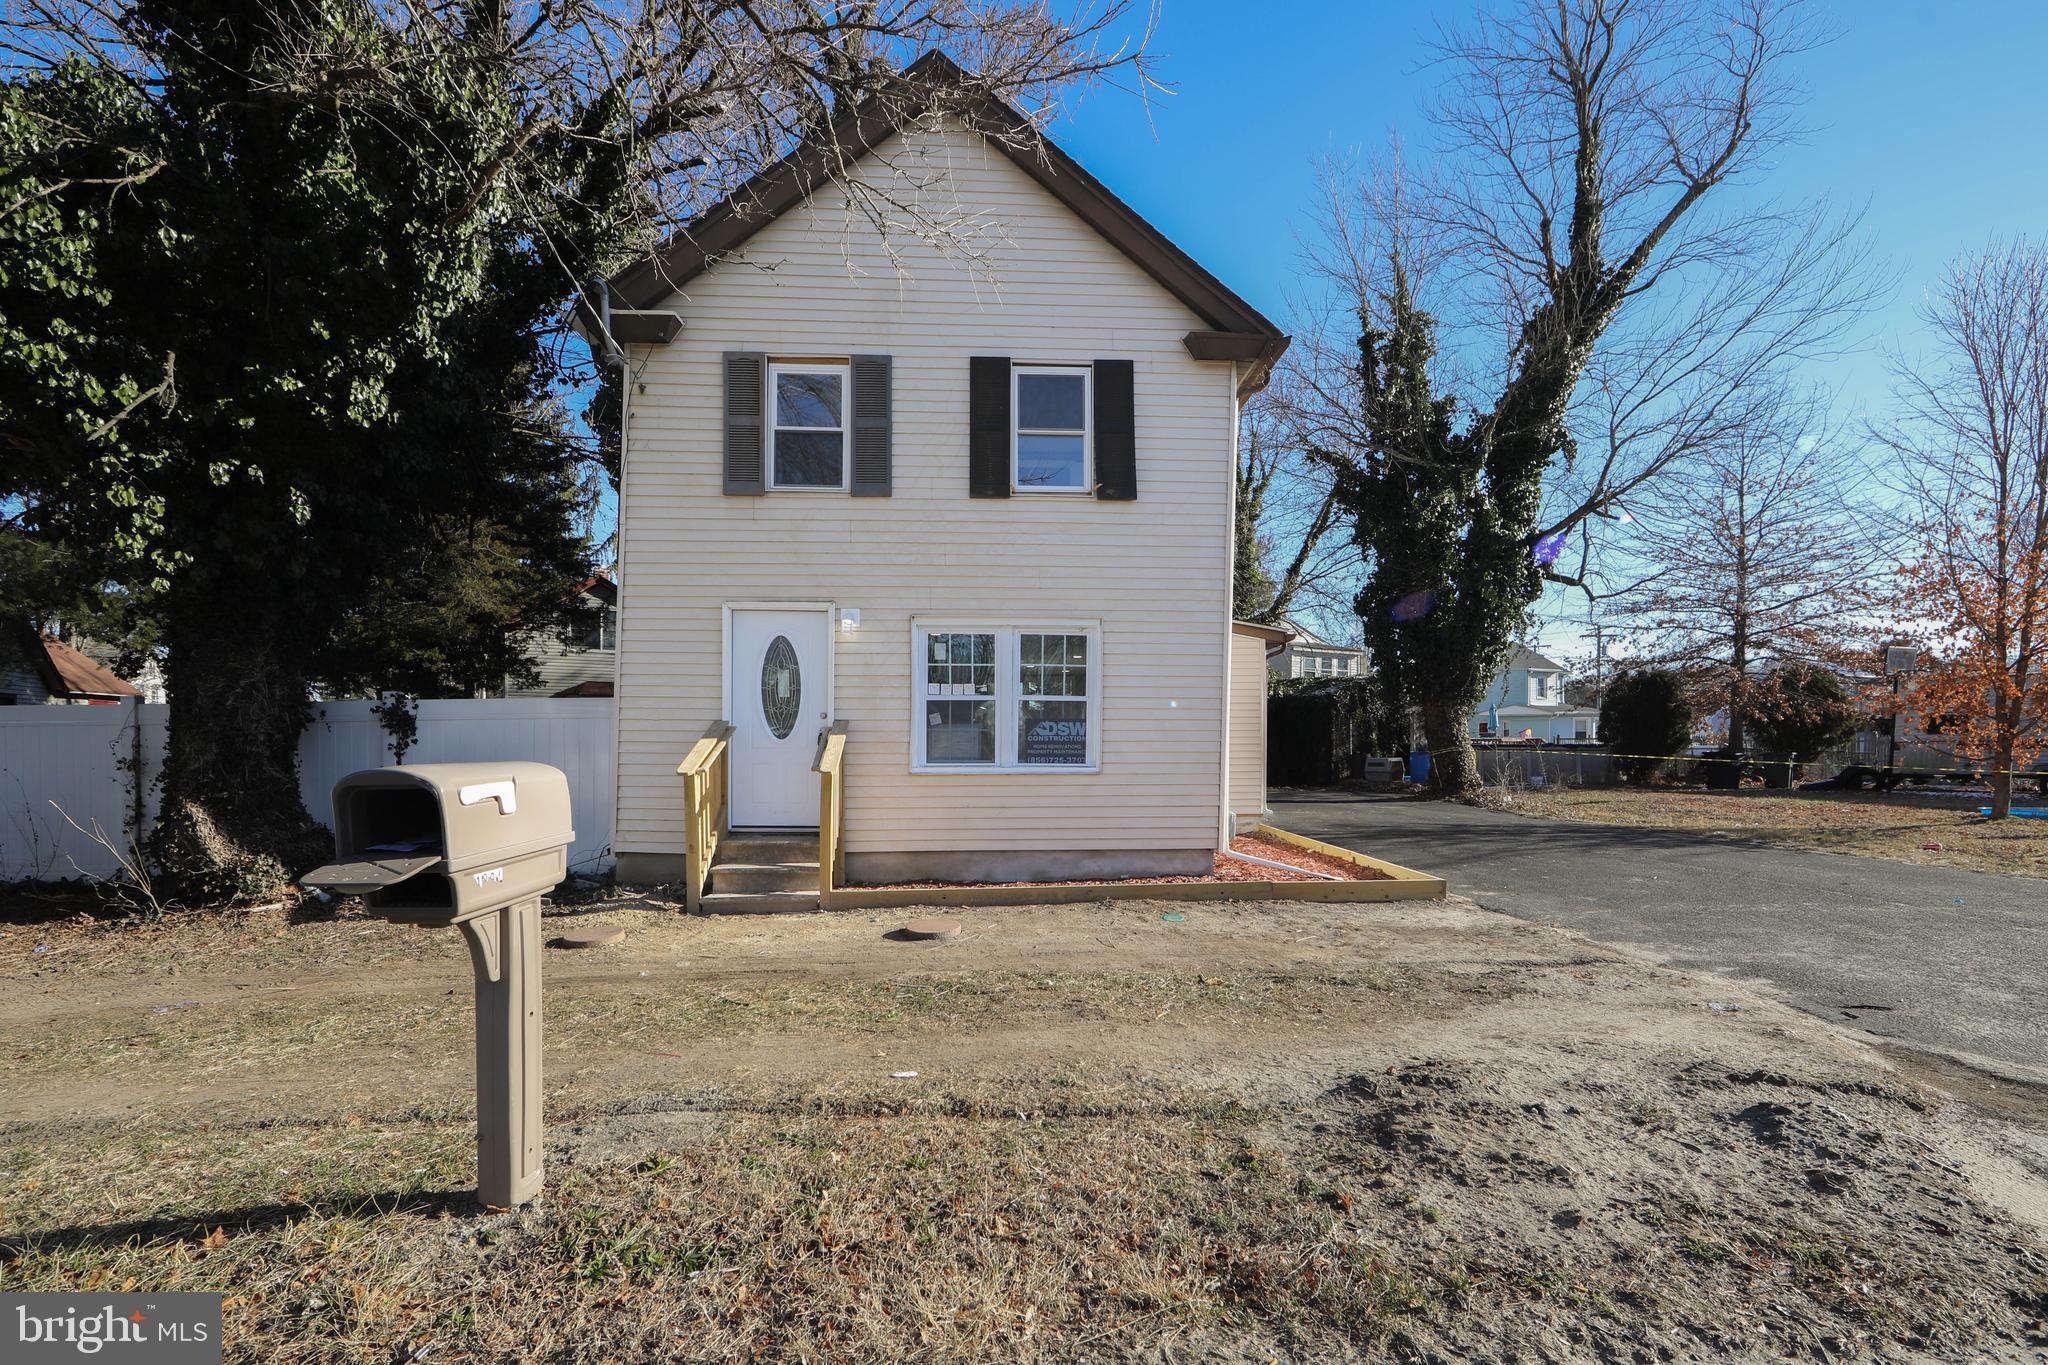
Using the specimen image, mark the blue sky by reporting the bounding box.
[1038,0,2048,655]
[1056,0,2048,416]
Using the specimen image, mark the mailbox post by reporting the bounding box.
[300,762,573,1209]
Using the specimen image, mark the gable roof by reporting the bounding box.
[1507,645,1565,673]
[600,51,1288,397]
[1231,619,1293,645]
[11,628,143,701]
[1279,616,1368,653]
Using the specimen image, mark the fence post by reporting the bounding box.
[126,697,144,853]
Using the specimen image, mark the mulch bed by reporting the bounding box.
[849,834,1389,891]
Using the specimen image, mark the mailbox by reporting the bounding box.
[313,762,573,922]
[301,762,574,1209]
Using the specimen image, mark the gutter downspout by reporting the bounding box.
[1220,361,1240,849]
[591,277,628,875]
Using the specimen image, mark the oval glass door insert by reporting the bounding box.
[761,635,801,739]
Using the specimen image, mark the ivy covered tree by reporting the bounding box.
[1,0,1137,900]
[1290,0,1875,794]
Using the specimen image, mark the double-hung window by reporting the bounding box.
[1012,366,1091,491]
[769,360,849,489]
[914,624,1099,770]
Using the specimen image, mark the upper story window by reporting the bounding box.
[1533,671,1554,700]
[1013,366,1091,491]
[578,605,618,651]
[769,360,849,490]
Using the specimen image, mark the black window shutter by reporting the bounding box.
[1093,359,1136,500]
[969,356,1011,498]
[723,352,766,494]
[850,354,892,496]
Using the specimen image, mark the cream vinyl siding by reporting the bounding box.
[1228,631,1268,830]
[616,120,1236,859]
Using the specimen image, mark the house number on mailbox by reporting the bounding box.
[473,867,506,887]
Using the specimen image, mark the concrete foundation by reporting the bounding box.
[614,851,686,887]
[843,847,1212,884]
[617,846,1215,890]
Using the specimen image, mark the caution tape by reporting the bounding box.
[1474,743,2048,777]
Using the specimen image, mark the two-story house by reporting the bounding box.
[594,54,1287,894]
[1469,645,1602,742]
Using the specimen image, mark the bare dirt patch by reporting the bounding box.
[1493,785,2048,879]
[2,893,2044,1362]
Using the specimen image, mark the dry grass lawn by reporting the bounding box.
[3,893,2045,1362]
[1492,785,2048,879]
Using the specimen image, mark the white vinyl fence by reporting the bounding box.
[0,697,615,883]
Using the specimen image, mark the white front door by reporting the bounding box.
[729,607,832,828]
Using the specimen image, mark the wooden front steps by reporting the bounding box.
[699,831,820,914]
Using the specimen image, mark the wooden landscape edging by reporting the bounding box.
[1252,824,1449,896]
[820,826,1446,911]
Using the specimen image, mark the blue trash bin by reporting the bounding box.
[1407,751,1431,784]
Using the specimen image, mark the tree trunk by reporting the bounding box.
[1989,742,2015,820]
[147,595,330,903]
[1420,698,1479,796]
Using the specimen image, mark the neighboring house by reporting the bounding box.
[593,53,1288,885]
[76,638,166,703]
[1469,645,1601,743]
[502,574,618,699]
[1268,617,1367,680]
[1,628,146,705]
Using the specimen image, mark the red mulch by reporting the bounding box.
[1225,833,1388,881]
[849,834,1389,891]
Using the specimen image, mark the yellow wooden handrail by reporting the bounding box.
[679,721,734,913]
[677,720,734,777]
[813,720,849,907]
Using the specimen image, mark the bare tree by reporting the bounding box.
[1235,388,1354,626]
[1884,240,2048,818]
[1288,0,1881,793]
[1609,382,1886,752]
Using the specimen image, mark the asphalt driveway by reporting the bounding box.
[1272,789,2048,1081]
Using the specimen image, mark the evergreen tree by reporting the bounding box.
[1749,666,1859,761]
[1599,669,1694,784]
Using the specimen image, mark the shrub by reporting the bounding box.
[1749,666,1860,761]
[1599,669,1694,784]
